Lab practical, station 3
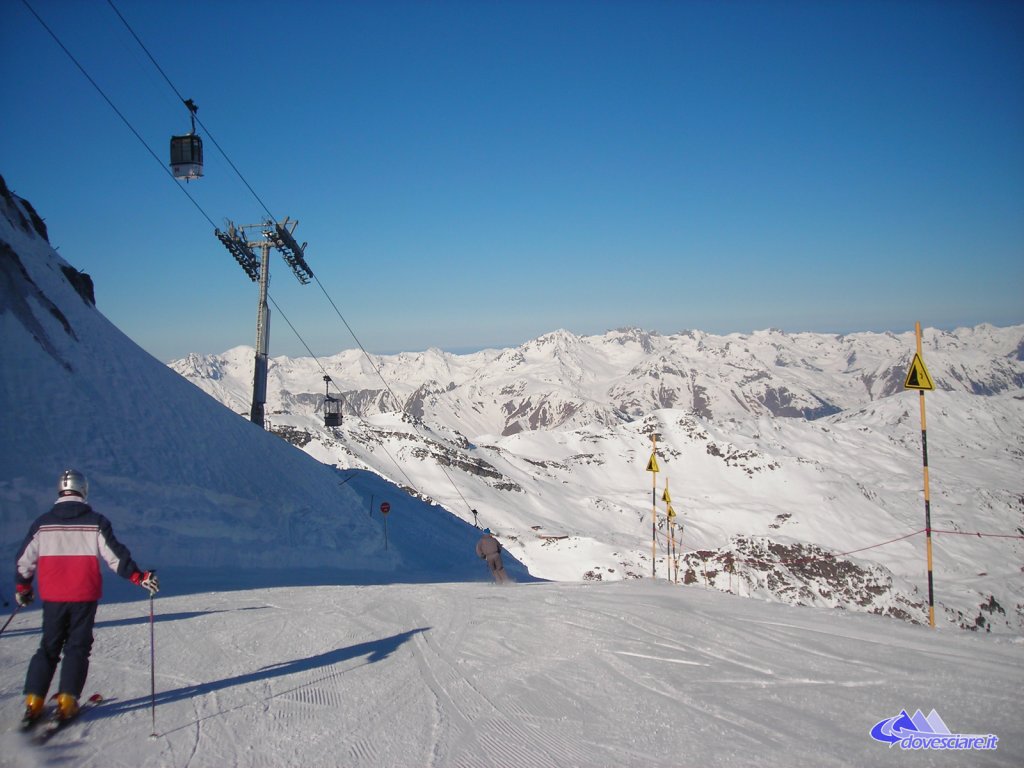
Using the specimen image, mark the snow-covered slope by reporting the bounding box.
[2,579,1022,767]
[0,174,510,584]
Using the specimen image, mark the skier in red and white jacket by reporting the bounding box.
[14,469,159,724]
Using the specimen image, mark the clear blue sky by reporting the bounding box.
[3,0,1022,362]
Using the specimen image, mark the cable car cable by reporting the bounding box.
[105,0,477,517]
[309,273,477,514]
[39,0,476,519]
[267,294,420,492]
[101,0,423,415]
[106,0,277,222]
[104,0,190,108]
[23,2,337,415]
[18,0,218,230]
[100,0,421,409]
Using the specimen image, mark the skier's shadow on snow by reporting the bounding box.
[96,607,270,630]
[0,608,266,639]
[89,627,429,729]
[0,606,270,638]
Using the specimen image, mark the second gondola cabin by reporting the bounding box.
[323,375,343,427]
[324,395,343,427]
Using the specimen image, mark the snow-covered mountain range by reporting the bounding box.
[171,323,1024,436]
[3,172,1022,634]
[169,310,1024,633]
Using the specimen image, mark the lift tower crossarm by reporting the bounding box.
[264,217,313,284]
[214,221,260,282]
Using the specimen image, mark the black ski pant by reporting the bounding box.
[24,601,97,699]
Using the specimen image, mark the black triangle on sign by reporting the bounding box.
[904,352,935,390]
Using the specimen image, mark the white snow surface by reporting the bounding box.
[1,581,1022,767]
[2,179,1024,764]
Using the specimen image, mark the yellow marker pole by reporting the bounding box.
[663,487,671,581]
[913,325,937,630]
[669,521,676,582]
[664,480,672,581]
[667,504,678,583]
[650,434,658,578]
[676,520,683,585]
[915,323,936,628]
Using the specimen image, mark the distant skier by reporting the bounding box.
[14,469,159,725]
[476,528,508,584]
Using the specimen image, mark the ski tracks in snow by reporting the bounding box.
[400,587,600,768]
[3,581,1022,767]
[411,622,572,767]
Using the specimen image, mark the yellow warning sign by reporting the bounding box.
[662,487,672,503]
[667,504,676,519]
[646,453,660,473]
[904,352,935,391]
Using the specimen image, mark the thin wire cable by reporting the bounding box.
[104,0,441,427]
[673,528,927,567]
[104,2,427,401]
[32,0,364,462]
[105,0,279,224]
[19,0,218,230]
[100,0,477,518]
[931,529,1024,540]
[270,294,421,493]
[266,293,325,364]
[311,276,476,514]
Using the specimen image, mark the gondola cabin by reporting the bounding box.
[170,133,203,181]
[324,396,343,427]
[323,375,343,427]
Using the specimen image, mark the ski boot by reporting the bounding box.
[20,694,45,728]
[55,693,79,721]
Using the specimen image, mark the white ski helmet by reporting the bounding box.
[57,469,88,501]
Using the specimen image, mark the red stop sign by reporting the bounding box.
[380,502,391,515]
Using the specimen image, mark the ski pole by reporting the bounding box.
[0,603,23,638]
[149,592,157,737]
